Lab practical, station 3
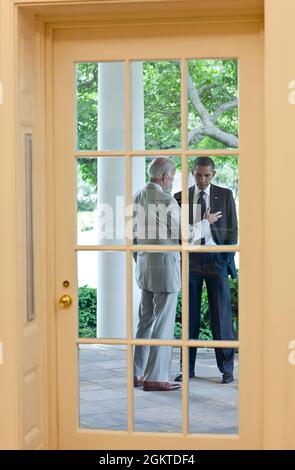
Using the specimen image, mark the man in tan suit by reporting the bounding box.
[133,157,221,391]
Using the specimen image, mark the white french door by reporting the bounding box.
[52,20,263,449]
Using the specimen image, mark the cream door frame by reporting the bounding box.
[51,19,263,449]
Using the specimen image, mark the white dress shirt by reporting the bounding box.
[193,184,217,246]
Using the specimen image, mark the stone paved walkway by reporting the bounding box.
[79,345,239,434]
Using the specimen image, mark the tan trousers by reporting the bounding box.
[134,289,178,382]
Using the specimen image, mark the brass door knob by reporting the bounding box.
[58,294,73,308]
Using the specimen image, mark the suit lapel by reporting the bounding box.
[209,184,218,213]
[189,186,194,225]
[209,184,220,243]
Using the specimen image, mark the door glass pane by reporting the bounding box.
[131,156,181,246]
[77,157,125,245]
[133,346,182,432]
[77,251,126,339]
[189,347,239,434]
[132,61,181,150]
[79,344,127,430]
[187,59,239,150]
[76,62,125,151]
[185,155,239,246]
[169,155,239,246]
[184,251,239,349]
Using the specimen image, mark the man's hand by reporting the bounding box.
[204,208,222,225]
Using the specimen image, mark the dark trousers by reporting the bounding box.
[185,253,235,375]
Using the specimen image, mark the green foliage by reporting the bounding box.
[77,158,97,190]
[76,63,98,151]
[143,61,181,149]
[78,286,97,337]
[77,158,97,213]
[77,280,239,342]
[229,276,239,339]
[76,60,238,188]
[174,292,183,339]
[174,275,239,340]
[76,59,238,155]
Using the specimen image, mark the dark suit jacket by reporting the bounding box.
[174,184,238,279]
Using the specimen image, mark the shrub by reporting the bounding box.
[78,285,97,337]
[78,278,239,341]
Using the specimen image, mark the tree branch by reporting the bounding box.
[211,99,238,123]
[188,127,206,145]
[187,71,238,148]
[207,126,238,148]
[187,72,211,125]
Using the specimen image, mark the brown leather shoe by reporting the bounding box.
[134,376,144,387]
[143,381,181,391]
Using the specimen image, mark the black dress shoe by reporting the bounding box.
[221,373,234,384]
[174,372,195,382]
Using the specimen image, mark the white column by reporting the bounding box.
[131,62,146,336]
[96,62,145,338]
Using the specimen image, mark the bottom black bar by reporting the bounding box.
[0,450,295,464]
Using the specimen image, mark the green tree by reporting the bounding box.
[143,61,181,149]
[76,63,98,151]
[76,59,239,182]
[188,59,238,149]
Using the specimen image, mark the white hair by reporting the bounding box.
[148,157,176,179]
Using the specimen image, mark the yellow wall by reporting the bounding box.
[264,0,295,450]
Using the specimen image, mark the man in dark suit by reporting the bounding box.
[174,157,238,384]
